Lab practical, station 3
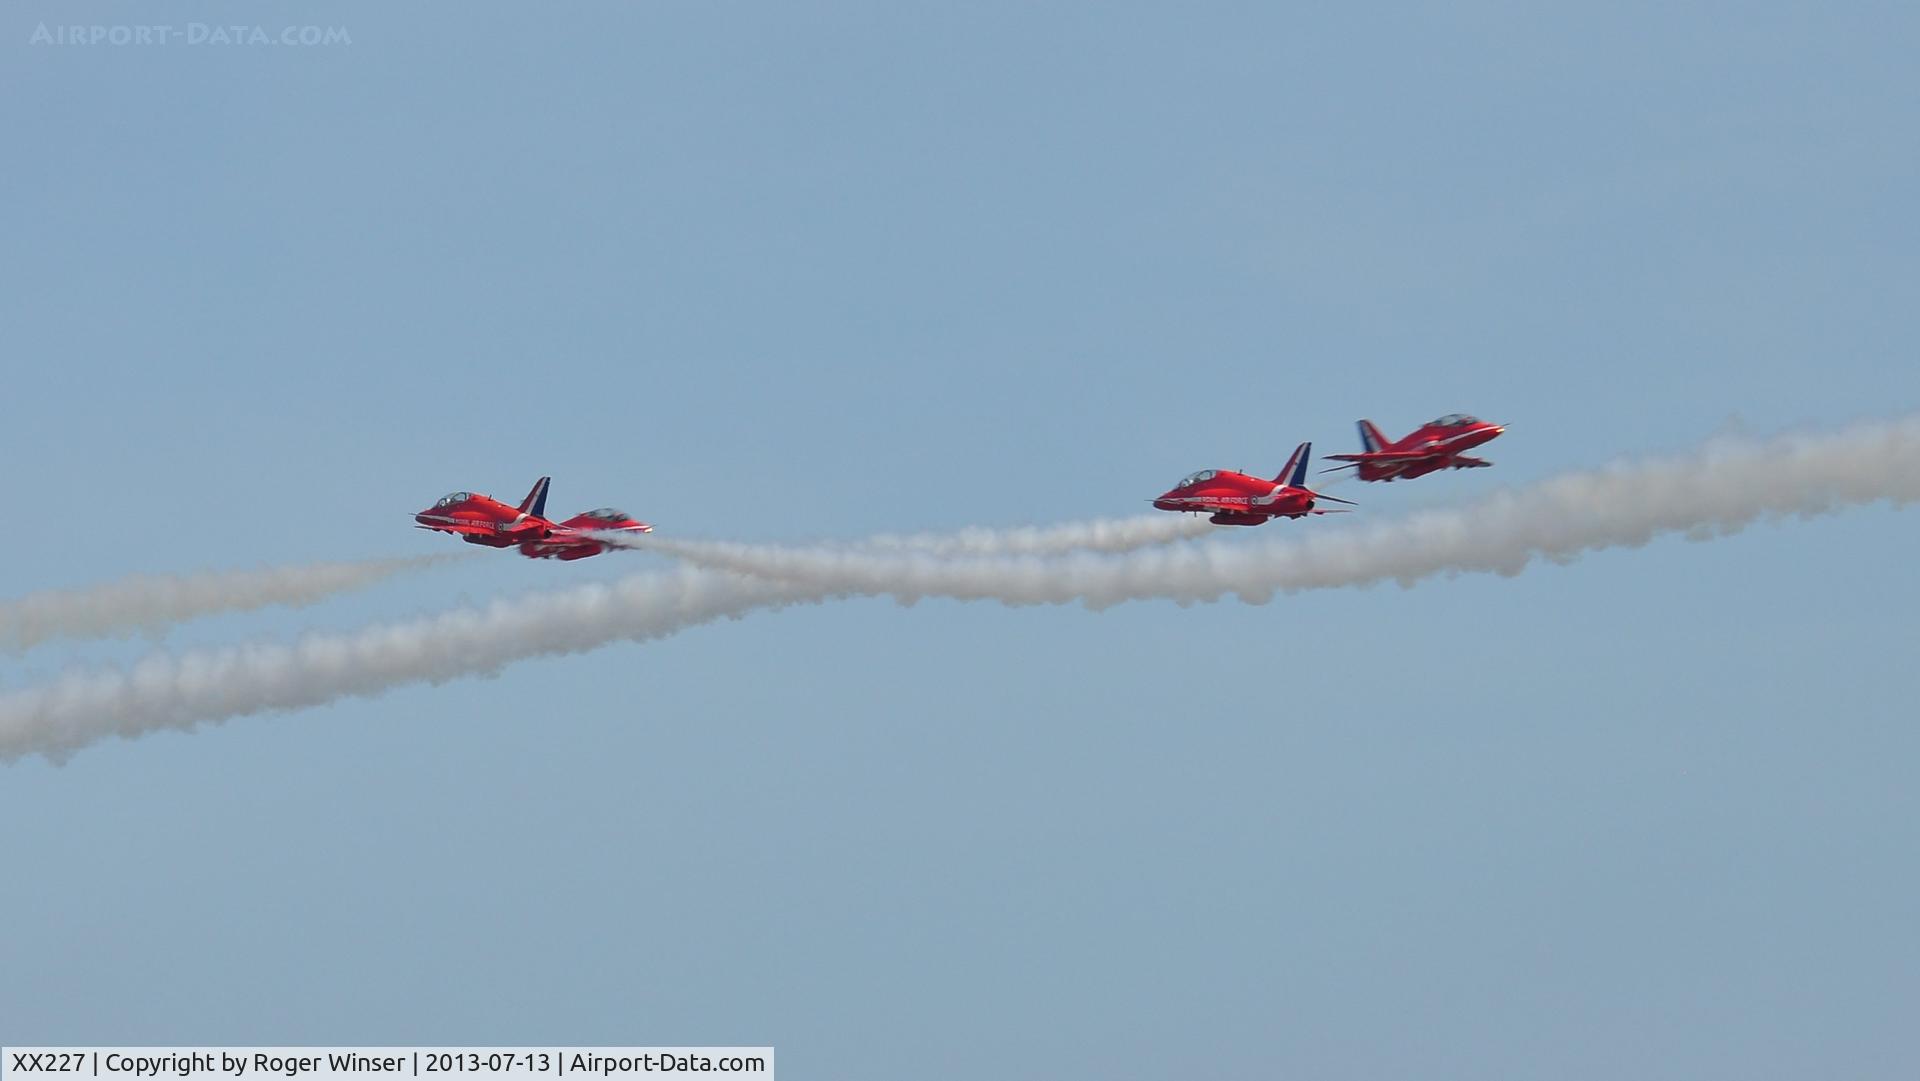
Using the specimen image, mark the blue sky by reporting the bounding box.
[3,3,1917,1078]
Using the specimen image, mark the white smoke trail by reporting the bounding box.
[0,554,471,652]
[0,569,817,763]
[852,514,1214,556]
[633,415,1920,608]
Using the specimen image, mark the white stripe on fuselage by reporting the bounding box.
[1168,487,1300,508]
[418,511,527,533]
[1419,429,1484,452]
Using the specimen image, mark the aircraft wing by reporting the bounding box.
[544,525,640,546]
[1324,450,1445,463]
[1269,507,1353,519]
[537,526,597,545]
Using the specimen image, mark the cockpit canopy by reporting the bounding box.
[1176,469,1218,489]
[434,492,472,508]
[1432,414,1480,427]
[583,507,631,522]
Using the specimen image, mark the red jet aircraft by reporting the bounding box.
[1151,442,1355,525]
[1323,414,1505,482]
[414,477,653,561]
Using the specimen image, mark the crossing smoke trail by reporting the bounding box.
[0,517,1202,761]
[577,515,1208,564]
[629,414,1920,608]
[0,554,471,652]
[1,415,1913,762]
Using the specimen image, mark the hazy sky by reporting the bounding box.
[4,3,1917,1078]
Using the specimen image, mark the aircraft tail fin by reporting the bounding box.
[517,476,551,519]
[1357,419,1390,454]
[1275,442,1312,488]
